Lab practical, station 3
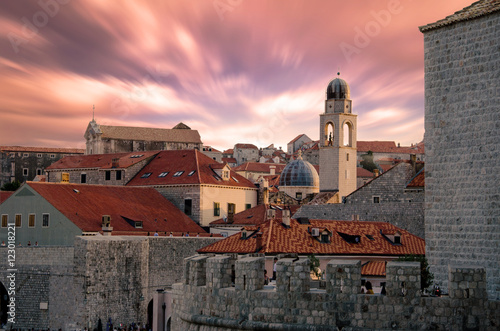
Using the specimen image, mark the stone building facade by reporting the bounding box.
[232,143,259,165]
[295,161,425,238]
[0,236,220,330]
[84,120,202,155]
[0,146,84,187]
[172,255,499,330]
[419,1,500,300]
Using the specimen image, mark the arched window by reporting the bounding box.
[325,122,334,146]
[343,121,353,147]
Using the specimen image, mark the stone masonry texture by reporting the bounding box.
[422,11,500,300]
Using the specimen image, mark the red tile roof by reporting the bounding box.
[362,261,386,276]
[0,146,84,154]
[222,149,234,155]
[234,143,258,150]
[46,151,160,170]
[357,141,424,154]
[233,162,287,173]
[357,167,374,178]
[0,191,14,204]
[407,170,425,188]
[26,182,205,234]
[126,150,256,189]
[419,0,500,32]
[261,174,281,192]
[222,157,237,164]
[209,204,300,226]
[199,219,425,256]
[288,134,306,145]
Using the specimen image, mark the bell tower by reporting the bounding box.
[319,73,357,198]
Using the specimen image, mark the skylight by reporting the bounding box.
[158,172,169,177]
[213,175,221,181]
[141,172,152,178]
[173,171,184,177]
[188,170,196,176]
[231,176,239,182]
[365,234,374,240]
[130,154,144,158]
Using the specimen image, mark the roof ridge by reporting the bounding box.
[194,149,202,184]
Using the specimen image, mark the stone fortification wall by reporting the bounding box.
[172,255,499,330]
[0,247,75,330]
[0,236,221,330]
[422,11,500,300]
[295,162,425,238]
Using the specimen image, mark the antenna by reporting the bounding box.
[92,104,95,121]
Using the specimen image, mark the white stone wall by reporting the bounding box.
[422,12,500,300]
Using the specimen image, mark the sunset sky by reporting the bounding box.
[0,0,472,151]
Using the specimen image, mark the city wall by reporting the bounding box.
[0,236,221,330]
[172,255,500,330]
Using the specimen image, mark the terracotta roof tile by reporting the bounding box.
[357,141,424,154]
[0,146,84,154]
[288,134,306,145]
[362,261,386,276]
[222,157,237,164]
[0,191,14,204]
[199,219,425,256]
[233,162,287,173]
[26,182,205,234]
[407,169,425,188]
[46,151,160,170]
[419,0,500,32]
[357,167,374,178]
[126,150,256,189]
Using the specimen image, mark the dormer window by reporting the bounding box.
[222,170,229,180]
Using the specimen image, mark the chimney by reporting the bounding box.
[374,169,379,177]
[397,142,400,148]
[269,166,276,175]
[267,209,276,220]
[282,209,290,227]
[111,158,119,168]
[255,232,263,252]
[351,214,359,222]
[102,215,113,236]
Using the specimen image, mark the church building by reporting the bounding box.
[84,120,202,155]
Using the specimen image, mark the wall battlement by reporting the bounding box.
[172,255,499,330]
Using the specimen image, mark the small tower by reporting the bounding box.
[319,73,357,198]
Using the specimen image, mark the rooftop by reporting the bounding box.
[46,151,160,170]
[0,146,84,154]
[210,204,300,226]
[96,123,202,143]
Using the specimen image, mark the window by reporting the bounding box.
[116,171,122,180]
[184,199,192,216]
[245,204,251,210]
[141,172,152,178]
[105,170,111,181]
[346,153,349,161]
[373,196,380,203]
[213,202,220,216]
[134,221,143,228]
[296,192,303,200]
[50,154,55,158]
[23,168,29,176]
[37,153,42,158]
[15,214,21,227]
[37,168,42,176]
[321,233,330,243]
[394,235,401,244]
[222,170,229,180]
[29,214,35,227]
[1,215,7,228]
[23,153,29,157]
[62,172,70,183]
[173,171,184,177]
[158,172,169,177]
[188,170,196,176]
[42,214,49,227]
[81,173,87,183]
[227,203,235,216]
[231,176,239,183]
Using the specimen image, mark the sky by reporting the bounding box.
[0,0,473,152]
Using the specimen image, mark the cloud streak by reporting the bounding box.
[0,0,473,151]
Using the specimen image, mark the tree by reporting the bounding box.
[397,255,434,290]
[1,180,20,191]
[360,151,379,173]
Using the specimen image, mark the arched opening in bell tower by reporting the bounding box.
[343,121,353,147]
[324,122,334,146]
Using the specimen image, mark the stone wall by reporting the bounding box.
[0,236,221,330]
[172,255,500,330]
[422,11,500,300]
[295,162,425,238]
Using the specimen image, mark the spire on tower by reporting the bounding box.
[92,104,95,121]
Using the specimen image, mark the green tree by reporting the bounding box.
[1,180,20,191]
[397,255,434,290]
[360,151,379,173]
